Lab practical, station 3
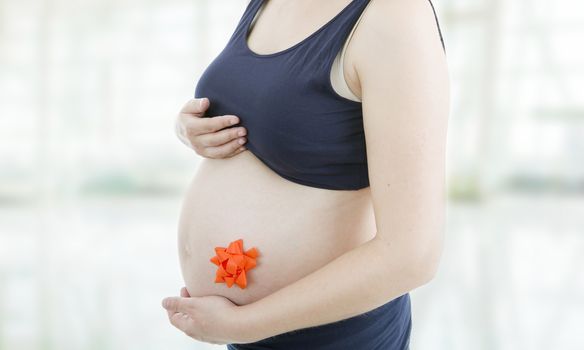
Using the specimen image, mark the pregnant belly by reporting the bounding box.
[177,151,376,306]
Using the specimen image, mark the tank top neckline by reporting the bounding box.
[243,0,363,59]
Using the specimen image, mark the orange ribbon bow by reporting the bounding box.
[209,238,260,289]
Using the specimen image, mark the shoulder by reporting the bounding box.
[351,0,450,170]
[353,0,444,46]
[349,0,446,86]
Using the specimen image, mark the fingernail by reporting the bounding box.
[238,137,246,145]
[238,129,246,136]
[230,117,238,125]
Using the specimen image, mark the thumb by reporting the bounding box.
[162,296,189,314]
[199,97,209,111]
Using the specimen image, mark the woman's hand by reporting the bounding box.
[161,286,251,345]
[175,97,248,159]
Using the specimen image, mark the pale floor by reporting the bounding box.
[0,193,583,350]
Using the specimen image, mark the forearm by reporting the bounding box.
[237,236,437,342]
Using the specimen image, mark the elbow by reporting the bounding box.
[373,229,444,288]
[414,227,445,286]
[406,240,443,287]
[418,255,440,286]
[414,247,443,286]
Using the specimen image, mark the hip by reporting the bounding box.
[227,293,412,350]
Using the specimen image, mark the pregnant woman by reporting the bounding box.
[162,0,449,348]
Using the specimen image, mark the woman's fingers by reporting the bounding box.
[193,125,247,148]
[185,119,248,158]
[189,114,240,135]
[180,97,209,117]
[202,137,248,159]
[175,97,249,159]
[178,98,239,138]
[180,287,191,298]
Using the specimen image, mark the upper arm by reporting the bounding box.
[354,0,450,275]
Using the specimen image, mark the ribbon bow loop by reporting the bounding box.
[210,238,260,289]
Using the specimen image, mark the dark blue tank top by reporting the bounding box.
[194,0,445,191]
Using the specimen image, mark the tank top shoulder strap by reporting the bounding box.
[427,0,446,52]
[309,0,373,65]
[314,0,446,60]
[225,0,265,47]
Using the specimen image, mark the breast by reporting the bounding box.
[177,150,376,306]
[194,46,369,190]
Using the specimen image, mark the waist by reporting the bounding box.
[228,293,412,349]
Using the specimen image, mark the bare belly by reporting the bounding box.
[177,150,376,306]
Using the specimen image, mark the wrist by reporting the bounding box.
[233,303,268,344]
